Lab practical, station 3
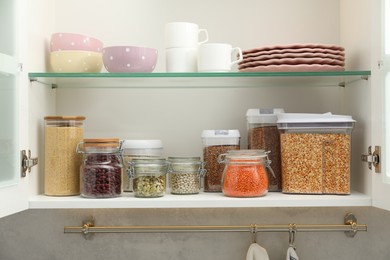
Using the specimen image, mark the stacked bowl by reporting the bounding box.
[50,33,104,73]
[102,46,158,73]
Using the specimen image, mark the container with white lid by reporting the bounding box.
[246,108,284,191]
[201,130,240,192]
[277,113,355,194]
[122,140,163,191]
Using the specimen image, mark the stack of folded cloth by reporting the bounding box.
[238,43,345,72]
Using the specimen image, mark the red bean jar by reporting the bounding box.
[77,138,123,198]
[218,150,272,197]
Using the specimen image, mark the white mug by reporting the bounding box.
[166,47,198,72]
[165,22,209,48]
[198,43,243,72]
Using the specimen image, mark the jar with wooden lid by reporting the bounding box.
[167,156,205,195]
[129,157,168,198]
[218,150,272,197]
[44,116,85,196]
[77,138,123,198]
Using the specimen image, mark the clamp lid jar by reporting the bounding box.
[218,149,272,197]
[77,138,123,198]
[129,157,168,198]
[167,156,205,195]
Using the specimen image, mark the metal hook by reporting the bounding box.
[288,223,297,249]
[250,224,257,243]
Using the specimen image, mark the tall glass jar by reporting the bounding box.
[167,157,205,195]
[77,138,123,198]
[129,158,168,198]
[44,116,85,196]
[218,150,272,198]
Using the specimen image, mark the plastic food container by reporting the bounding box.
[277,113,355,194]
[201,130,240,192]
[129,157,168,198]
[167,156,205,195]
[77,138,123,198]
[122,140,163,192]
[44,116,85,196]
[247,108,284,191]
[218,150,271,197]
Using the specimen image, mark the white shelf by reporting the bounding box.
[28,191,371,209]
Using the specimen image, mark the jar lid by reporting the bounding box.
[201,130,240,146]
[246,108,284,124]
[122,140,163,149]
[44,116,86,121]
[224,149,267,160]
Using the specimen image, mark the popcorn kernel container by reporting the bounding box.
[277,113,355,194]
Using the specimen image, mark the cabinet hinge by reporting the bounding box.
[361,146,381,173]
[21,150,38,177]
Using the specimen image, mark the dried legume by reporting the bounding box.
[81,154,122,198]
[222,159,268,197]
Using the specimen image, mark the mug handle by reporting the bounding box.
[198,29,209,45]
[231,47,243,66]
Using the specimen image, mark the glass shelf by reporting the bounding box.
[28,70,371,88]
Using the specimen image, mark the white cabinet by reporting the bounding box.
[2,0,390,217]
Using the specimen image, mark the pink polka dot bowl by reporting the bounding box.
[50,33,103,52]
[102,46,158,73]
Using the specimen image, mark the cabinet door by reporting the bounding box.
[0,0,29,218]
[371,0,390,210]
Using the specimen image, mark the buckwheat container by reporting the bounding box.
[277,113,355,194]
[246,108,284,191]
[201,130,240,192]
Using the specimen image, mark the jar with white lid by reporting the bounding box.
[129,157,168,198]
[77,138,123,198]
[246,108,284,191]
[44,116,85,196]
[122,140,163,192]
[201,129,240,192]
[167,156,205,195]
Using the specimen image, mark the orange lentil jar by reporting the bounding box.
[219,150,271,197]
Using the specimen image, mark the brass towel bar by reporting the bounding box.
[64,213,367,240]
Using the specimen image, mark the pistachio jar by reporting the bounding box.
[167,157,205,195]
[129,158,168,198]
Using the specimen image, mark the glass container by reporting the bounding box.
[218,150,272,197]
[44,116,85,196]
[77,138,123,198]
[167,156,205,195]
[129,157,168,198]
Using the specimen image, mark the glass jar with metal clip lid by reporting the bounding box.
[129,157,168,198]
[167,156,205,195]
[77,138,123,198]
[218,149,273,197]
